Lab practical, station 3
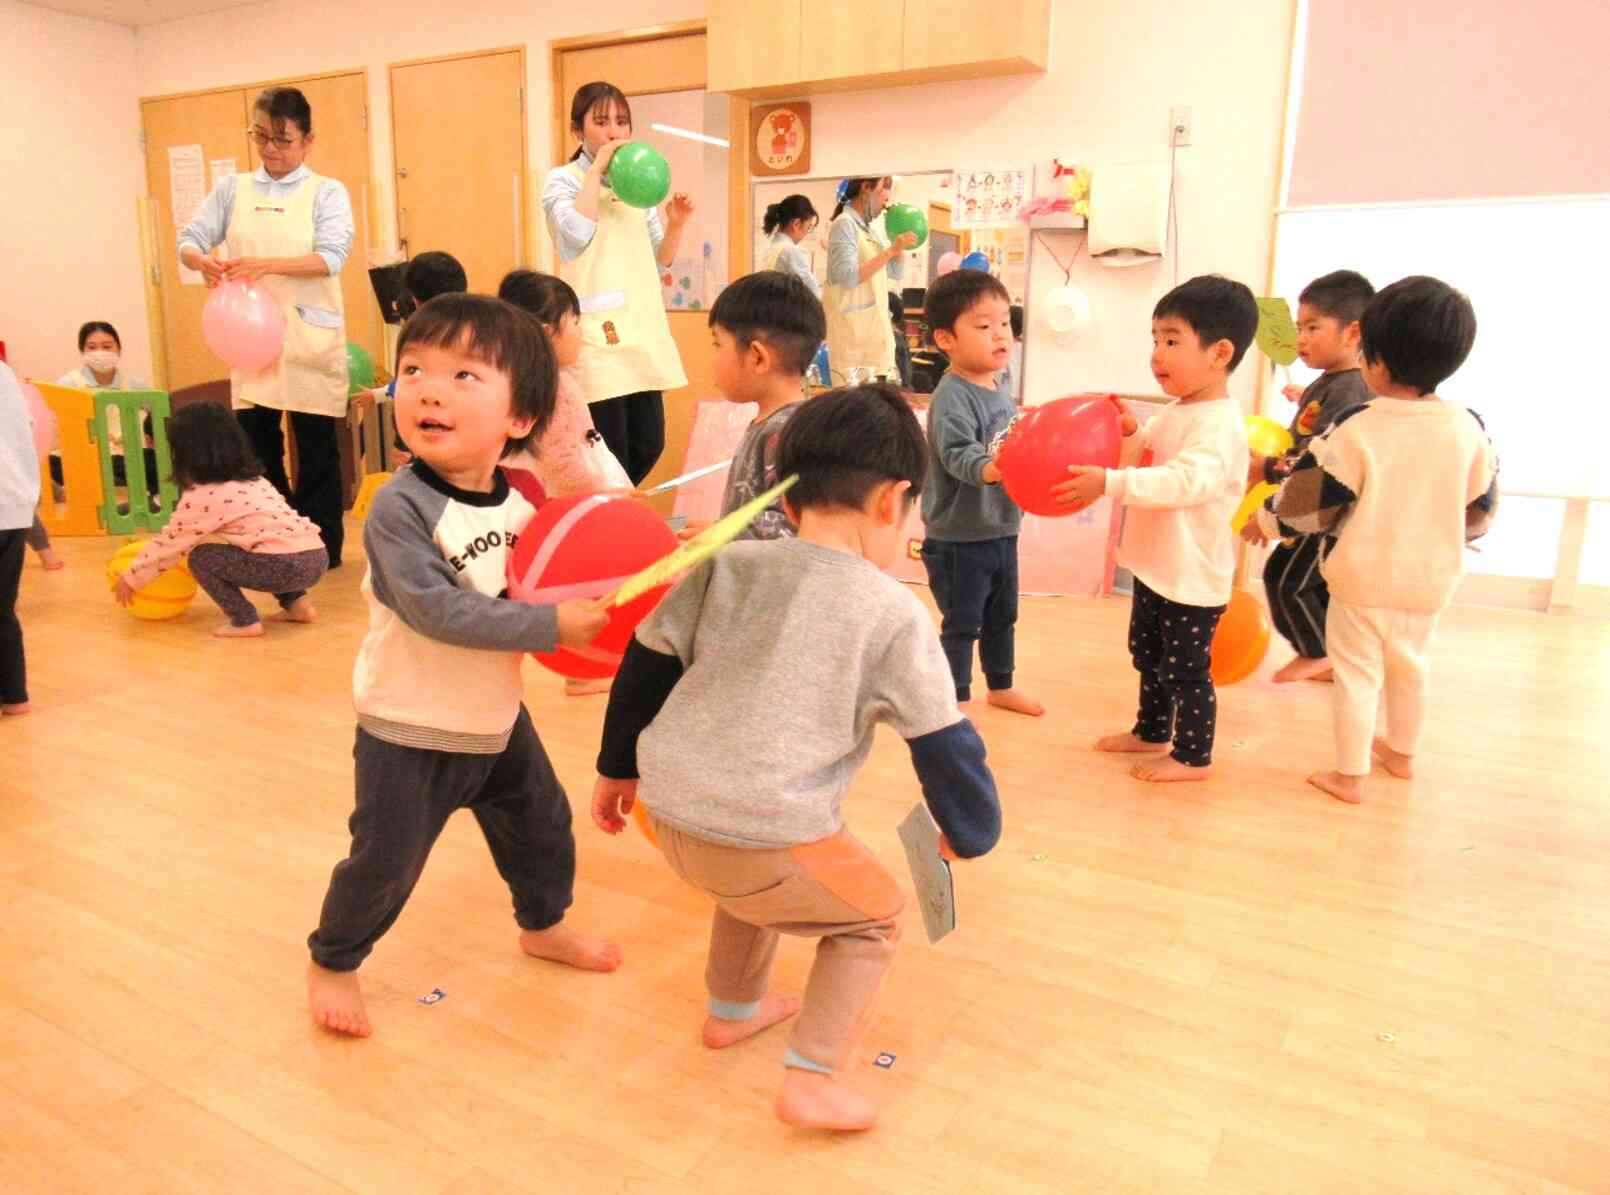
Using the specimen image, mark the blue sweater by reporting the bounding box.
[921,372,1022,542]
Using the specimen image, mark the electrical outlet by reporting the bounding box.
[1170,106,1192,147]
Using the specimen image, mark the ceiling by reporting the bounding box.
[28,0,263,27]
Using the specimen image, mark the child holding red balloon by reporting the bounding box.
[306,294,620,1039]
[918,269,1044,717]
[593,385,1001,1132]
[1055,275,1259,782]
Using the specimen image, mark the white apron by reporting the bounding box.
[559,163,687,403]
[823,212,896,382]
[226,172,348,417]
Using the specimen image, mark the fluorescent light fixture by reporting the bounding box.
[650,122,731,148]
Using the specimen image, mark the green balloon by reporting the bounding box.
[883,203,929,248]
[607,142,672,209]
[346,342,375,397]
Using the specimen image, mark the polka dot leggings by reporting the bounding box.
[1127,578,1226,767]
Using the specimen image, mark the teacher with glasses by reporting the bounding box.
[179,85,355,568]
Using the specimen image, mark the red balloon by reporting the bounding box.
[507,494,678,679]
[996,394,1124,517]
[1210,587,1271,685]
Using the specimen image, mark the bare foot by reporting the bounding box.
[1305,669,1334,683]
[1371,738,1414,778]
[270,596,317,624]
[986,688,1045,717]
[2,702,32,717]
[213,622,265,638]
[564,677,612,697]
[1131,756,1213,783]
[1096,732,1169,754]
[37,549,65,571]
[775,1069,878,1132]
[1308,770,1363,804]
[307,962,372,1037]
[1273,655,1332,683]
[519,923,622,972]
[702,993,801,1049]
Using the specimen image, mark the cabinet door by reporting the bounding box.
[903,0,1051,73]
[802,0,905,83]
[708,0,802,94]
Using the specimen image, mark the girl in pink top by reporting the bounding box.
[114,403,328,638]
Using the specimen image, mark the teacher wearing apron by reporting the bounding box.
[823,177,917,385]
[178,86,354,568]
[542,81,692,485]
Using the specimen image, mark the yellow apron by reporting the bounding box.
[823,211,895,383]
[226,172,348,417]
[559,163,687,403]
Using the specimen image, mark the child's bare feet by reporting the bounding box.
[775,1069,878,1132]
[702,993,801,1049]
[519,923,622,972]
[37,548,65,571]
[1096,732,1169,754]
[307,962,371,1037]
[1273,655,1331,683]
[1131,756,1212,783]
[213,622,265,638]
[1371,738,1414,778]
[986,688,1045,717]
[1308,770,1363,803]
[564,676,612,697]
[2,701,32,716]
[270,596,317,624]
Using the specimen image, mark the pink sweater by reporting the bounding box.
[125,477,324,590]
[506,367,630,497]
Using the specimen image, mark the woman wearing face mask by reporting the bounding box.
[822,177,917,385]
[177,86,355,568]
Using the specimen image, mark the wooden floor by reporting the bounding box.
[6,527,1610,1194]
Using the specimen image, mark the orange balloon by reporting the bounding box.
[1210,587,1271,685]
[630,801,659,847]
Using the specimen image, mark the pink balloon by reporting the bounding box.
[21,381,55,459]
[202,281,286,371]
[936,251,962,276]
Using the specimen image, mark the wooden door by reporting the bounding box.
[141,89,251,392]
[390,50,527,293]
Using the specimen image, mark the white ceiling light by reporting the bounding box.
[649,123,731,149]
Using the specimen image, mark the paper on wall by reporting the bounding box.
[952,166,1029,228]
[169,145,207,285]
[209,157,237,190]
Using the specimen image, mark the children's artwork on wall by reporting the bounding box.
[953,166,1029,228]
[661,243,712,310]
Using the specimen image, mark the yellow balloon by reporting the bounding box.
[1232,482,1279,532]
[106,539,198,621]
[1245,415,1294,458]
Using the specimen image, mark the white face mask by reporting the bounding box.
[84,349,119,374]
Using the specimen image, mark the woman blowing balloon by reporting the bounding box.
[823,177,916,384]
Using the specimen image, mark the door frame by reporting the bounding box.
[387,45,531,269]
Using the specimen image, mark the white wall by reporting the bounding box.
[797,0,1294,407]
[0,1,153,385]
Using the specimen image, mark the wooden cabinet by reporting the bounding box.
[709,0,1049,97]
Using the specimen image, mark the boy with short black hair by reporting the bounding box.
[704,270,826,540]
[1247,269,1375,682]
[592,384,1001,1132]
[1256,275,1497,803]
[919,269,1043,716]
[306,293,621,1039]
[1056,274,1259,782]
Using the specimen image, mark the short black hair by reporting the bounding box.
[77,321,120,351]
[1299,269,1374,325]
[498,269,581,329]
[1359,275,1476,395]
[253,86,312,137]
[924,269,1011,335]
[405,252,468,304]
[1153,275,1260,372]
[395,293,558,456]
[775,383,926,513]
[708,271,826,377]
[167,402,263,491]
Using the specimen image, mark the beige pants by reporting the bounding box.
[651,817,904,1072]
[1326,600,1442,776]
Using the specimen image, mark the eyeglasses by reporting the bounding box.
[247,127,301,150]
